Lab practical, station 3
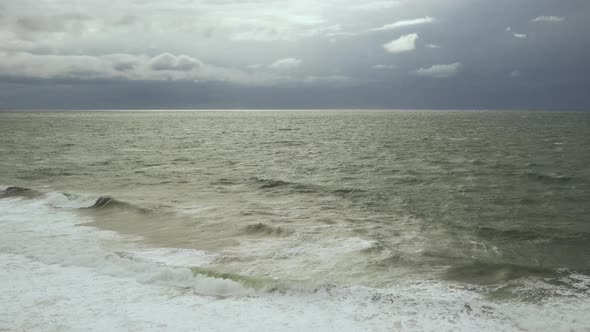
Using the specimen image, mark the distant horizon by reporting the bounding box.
[1,108,587,112]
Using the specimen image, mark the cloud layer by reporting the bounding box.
[0,0,588,110]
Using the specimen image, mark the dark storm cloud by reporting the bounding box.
[0,0,589,110]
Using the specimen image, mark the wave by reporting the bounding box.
[243,223,293,236]
[0,186,41,199]
[476,226,553,241]
[211,178,238,185]
[82,195,148,212]
[190,267,321,293]
[442,262,569,285]
[249,177,366,197]
[260,140,306,146]
[0,196,255,297]
[252,177,315,192]
[0,185,339,295]
[360,240,387,254]
[524,170,573,183]
[0,191,324,295]
[475,226,590,242]
[0,185,144,212]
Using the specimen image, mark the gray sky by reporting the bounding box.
[0,0,588,110]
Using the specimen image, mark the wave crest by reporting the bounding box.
[525,171,572,182]
[250,177,365,197]
[0,185,140,212]
[243,223,292,236]
[0,186,41,199]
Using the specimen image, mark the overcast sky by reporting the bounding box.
[0,0,588,110]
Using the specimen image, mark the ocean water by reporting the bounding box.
[1,110,589,331]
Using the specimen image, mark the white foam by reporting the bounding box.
[235,232,377,259]
[1,197,589,331]
[279,236,377,256]
[3,250,590,332]
[179,204,212,216]
[224,234,382,280]
[123,247,218,267]
[0,197,251,296]
[40,191,101,209]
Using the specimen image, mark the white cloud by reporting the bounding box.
[510,70,522,78]
[425,44,440,49]
[350,1,401,11]
[372,64,397,69]
[532,16,565,23]
[505,27,526,39]
[414,62,462,78]
[369,17,435,32]
[149,53,202,71]
[268,58,303,70]
[383,33,419,53]
[326,16,433,39]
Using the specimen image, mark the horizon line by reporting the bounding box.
[0,108,587,113]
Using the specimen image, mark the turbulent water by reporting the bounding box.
[1,110,589,331]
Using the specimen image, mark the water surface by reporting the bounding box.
[1,111,589,330]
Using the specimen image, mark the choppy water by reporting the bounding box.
[1,110,589,331]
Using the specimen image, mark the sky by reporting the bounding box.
[0,0,588,110]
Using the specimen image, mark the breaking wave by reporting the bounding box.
[0,196,256,297]
[0,185,145,212]
[190,267,321,293]
[0,186,40,199]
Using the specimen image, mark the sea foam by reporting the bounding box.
[1,195,589,331]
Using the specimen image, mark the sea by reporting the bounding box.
[1,110,589,331]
